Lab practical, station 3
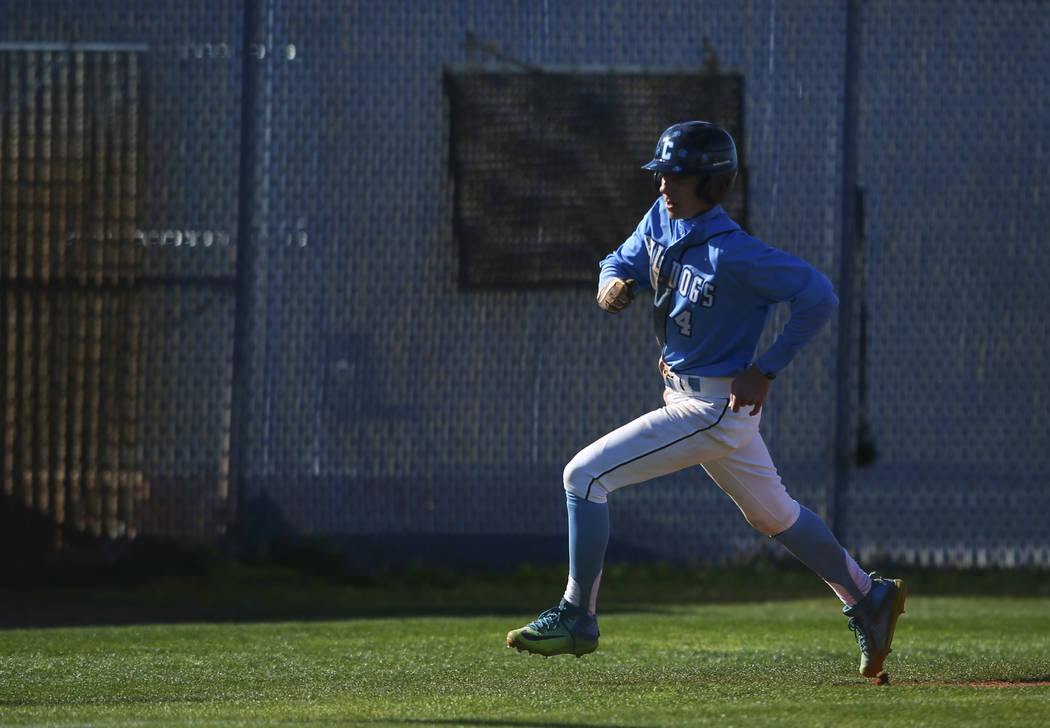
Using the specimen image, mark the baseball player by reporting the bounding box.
[506,121,906,679]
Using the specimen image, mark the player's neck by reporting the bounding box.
[684,203,716,221]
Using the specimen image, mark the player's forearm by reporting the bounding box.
[755,289,838,374]
[598,260,644,292]
[598,228,651,292]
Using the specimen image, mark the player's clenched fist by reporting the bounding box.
[596,277,636,313]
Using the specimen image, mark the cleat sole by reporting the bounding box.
[505,636,598,658]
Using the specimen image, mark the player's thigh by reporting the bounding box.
[564,395,740,501]
[701,431,800,535]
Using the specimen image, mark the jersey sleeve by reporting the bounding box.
[597,206,657,292]
[727,241,839,375]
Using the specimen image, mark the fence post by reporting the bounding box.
[831,0,864,543]
[228,0,269,543]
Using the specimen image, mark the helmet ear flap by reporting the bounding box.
[652,172,661,189]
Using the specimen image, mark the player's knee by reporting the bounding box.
[563,457,609,504]
[744,514,785,536]
[743,499,801,536]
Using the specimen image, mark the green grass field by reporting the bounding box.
[1,564,1048,727]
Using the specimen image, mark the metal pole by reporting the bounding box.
[228,0,268,542]
[831,0,863,541]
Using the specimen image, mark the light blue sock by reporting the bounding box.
[774,505,872,605]
[563,490,610,615]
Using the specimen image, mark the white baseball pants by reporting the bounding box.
[563,377,801,536]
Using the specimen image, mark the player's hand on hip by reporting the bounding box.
[657,358,673,406]
[729,364,772,416]
[597,278,636,313]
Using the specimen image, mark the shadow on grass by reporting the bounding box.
[896,676,1050,688]
[0,544,824,629]
[364,720,646,728]
[3,541,1049,630]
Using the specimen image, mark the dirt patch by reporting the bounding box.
[898,680,1050,688]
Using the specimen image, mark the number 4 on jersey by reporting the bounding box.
[673,310,692,336]
[673,280,715,336]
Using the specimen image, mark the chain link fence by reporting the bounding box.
[1,0,1047,572]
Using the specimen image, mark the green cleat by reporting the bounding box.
[843,572,908,678]
[506,599,599,658]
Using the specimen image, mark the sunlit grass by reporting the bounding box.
[1,591,1047,727]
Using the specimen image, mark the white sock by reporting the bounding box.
[563,572,602,615]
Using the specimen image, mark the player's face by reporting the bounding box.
[658,173,708,219]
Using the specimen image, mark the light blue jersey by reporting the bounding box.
[599,201,838,377]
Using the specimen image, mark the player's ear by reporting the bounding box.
[699,171,737,205]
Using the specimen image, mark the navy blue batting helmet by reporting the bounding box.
[642,121,737,176]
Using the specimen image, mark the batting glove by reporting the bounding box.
[597,278,636,313]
